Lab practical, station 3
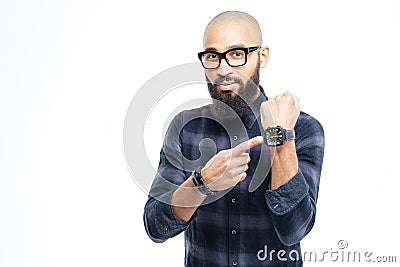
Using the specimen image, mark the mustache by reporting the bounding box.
[211,75,243,85]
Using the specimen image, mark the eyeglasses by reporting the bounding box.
[198,46,260,69]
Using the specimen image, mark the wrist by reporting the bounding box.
[274,139,295,151]
[199,168,212,185]
[192,167,216,196]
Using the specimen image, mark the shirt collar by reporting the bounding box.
[241,86,268,129]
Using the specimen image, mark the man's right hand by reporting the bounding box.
[200,136,263,191]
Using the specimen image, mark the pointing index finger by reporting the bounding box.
[232,136,263,156]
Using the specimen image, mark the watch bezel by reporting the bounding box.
[263,126,287,147]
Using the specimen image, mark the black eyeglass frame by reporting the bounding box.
[198,46,261,69]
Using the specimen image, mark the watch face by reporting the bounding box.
[265,126,284,146]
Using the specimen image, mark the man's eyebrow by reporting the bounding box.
[203,47,217,52]
[203,43,246,52]
[227,43,246,49]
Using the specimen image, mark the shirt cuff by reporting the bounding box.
[153,199,195,236]
[265,169,309,216]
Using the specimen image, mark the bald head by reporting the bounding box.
[201,12,270,118]
[203,11,263,47]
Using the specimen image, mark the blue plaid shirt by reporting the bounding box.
[144,87,325,266]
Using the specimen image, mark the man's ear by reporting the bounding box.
[259,46,269,68]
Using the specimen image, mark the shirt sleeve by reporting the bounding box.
[265,112,325,246]
[143,113,195,242]
[144,194,191,243]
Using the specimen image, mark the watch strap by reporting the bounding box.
[192,166,216,196]
[285,129,296,141]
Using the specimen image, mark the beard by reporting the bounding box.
[207,60,260,120]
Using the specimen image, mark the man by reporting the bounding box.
[143,11,324,266]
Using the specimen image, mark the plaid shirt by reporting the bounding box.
[144,87,325,266]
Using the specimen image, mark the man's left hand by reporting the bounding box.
[260,90,300,130]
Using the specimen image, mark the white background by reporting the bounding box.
[1,0,399,266]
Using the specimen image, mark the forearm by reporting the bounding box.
[262,106,324,246]
[268,141,315,245]
[171,177,207,222]
[270,140,298,190]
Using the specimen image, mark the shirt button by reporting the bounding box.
[232,260,238,266]
[233,135,238,141]
[231,198,236,203]
[163,226,169,234]
[231,229,237,235]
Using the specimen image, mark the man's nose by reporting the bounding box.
[217,58,234,76]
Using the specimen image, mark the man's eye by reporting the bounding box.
[230,51,244,58]
[205,53,218,61]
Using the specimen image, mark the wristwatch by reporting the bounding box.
[192,166,217,196]
[263,126,295,146]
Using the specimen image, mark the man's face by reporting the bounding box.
[202,21,268,117]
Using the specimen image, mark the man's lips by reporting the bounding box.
[217,82,238,91]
